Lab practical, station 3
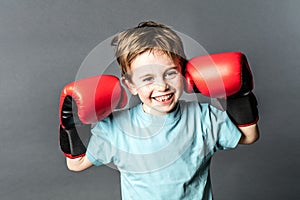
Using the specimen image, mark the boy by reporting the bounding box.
[59,21,259,199]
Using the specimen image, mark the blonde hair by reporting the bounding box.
[111,21,186,78]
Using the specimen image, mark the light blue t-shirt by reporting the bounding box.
[86,101,241,200]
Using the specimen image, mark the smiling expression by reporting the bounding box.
[123,50,184,116]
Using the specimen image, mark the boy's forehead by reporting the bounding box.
[131,63,174,73]
[131,51,179,69]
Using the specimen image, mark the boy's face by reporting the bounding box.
[124,50,184,116]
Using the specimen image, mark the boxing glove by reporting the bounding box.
[185,52,258,126]
[59,75,128,158]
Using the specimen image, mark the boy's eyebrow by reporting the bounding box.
[164,66,181,73]
[166,66,180,71]
[138,73,153,79]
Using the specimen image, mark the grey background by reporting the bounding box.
[0,0,299,199]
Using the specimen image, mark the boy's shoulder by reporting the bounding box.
[92,106,136,135]
[178,100,225,117]
[179,100,210,111]
[98,103,140,124]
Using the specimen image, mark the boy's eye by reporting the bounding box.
[164,70,178,79]
[142,77,154,82]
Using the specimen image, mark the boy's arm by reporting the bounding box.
[185,52,260,144]
[66,156,93,172]
[59,75,127,159]
[238,123,259,144]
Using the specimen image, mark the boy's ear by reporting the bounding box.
[121,77,138,95]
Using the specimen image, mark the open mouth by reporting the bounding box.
[152,93,174,102]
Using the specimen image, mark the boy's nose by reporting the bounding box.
[154,79,169,91]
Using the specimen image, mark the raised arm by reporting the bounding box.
[58,75,127,170]
[66,156,93,172]
[185,52,259,144]
[238,123,259,144]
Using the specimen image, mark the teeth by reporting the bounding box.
[154,94,172,102]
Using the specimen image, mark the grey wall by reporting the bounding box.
[0,0,299,199]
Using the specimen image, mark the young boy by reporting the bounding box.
[61,21,259,199]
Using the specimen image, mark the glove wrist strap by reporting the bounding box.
[59,126,86,159]
[220,92,259,126]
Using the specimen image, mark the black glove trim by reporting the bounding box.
[59,125,86,158]
[225,92,259,126]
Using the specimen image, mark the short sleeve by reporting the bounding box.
[86,121,115,166]
[207,105,242,151]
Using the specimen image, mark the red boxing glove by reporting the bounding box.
[185,52,258,126]
[59,75,127,158]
